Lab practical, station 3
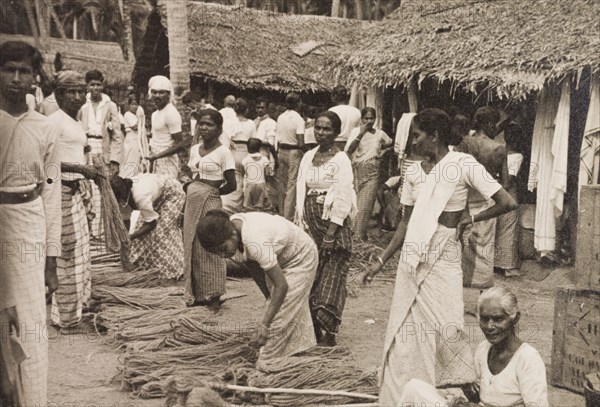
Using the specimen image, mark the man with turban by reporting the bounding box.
[48,70,104,332]
[145,75,187,179]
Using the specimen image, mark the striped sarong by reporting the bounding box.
[183,181,226,304]
[303,195,352,334]
[494,192,521,270]
[379,225,476,404]
[462,200,497,288]
[353,157,380,239]
[151,144,180,179]
[130,178,185,279]
[0,198,48,405]
[87,137,104,239]
[51,185,92,327]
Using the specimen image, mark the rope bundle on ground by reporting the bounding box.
[120,337,259,398]
[92,265,161,288]
[92,286,186,310]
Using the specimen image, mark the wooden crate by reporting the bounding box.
[551,287,600,394]
[576,185,600,291]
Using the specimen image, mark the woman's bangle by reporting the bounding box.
[471,214,476,225]
[376,256,385,266]
[322,237,335,243]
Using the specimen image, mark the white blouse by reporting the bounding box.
[475,341,549,407]
[131,173,165,222]
[188,144,235,181]
[400,156,501,211]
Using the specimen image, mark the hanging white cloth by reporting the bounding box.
[550,81,571,217]
[527,84,563,252]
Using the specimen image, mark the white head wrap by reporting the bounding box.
[148,75,175,104]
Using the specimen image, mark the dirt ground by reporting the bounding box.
[47,235,586,407]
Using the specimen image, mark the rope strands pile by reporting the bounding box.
[91,155,130,253]
[92,264,162,289]
[229,347,378,406]
[92,286,186,310]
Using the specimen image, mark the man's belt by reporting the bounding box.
[232,140,247,145]
[278,143,301,150]
[0,185,42,205]
[87,134,103,139]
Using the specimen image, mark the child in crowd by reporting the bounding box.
[242,138,271,211]
[120,95,143,178]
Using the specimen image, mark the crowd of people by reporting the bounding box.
[1,40,549,407]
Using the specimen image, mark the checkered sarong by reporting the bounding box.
[130,178,185,279]
[303,195,352,334]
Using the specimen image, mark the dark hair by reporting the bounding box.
[197,210,234,253]
[247,138,262,153]
[503,122,523,152]
[127,94,139,105]
[182,90,202,105]
[85,69,104,84]
[303,104,319,119]
[413,108,453,147]
[234,97,249,115]
[450,113,471,144]
[0,41,44,75]
[472,107,500,131]
[316,111,342,136]
[256,97,269,107]
[110,176,134,203]
[285,92,301,110]
[192,108,224,130]
[361,107,376,118]
[331,86,349,103]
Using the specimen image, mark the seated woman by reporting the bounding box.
[400,286,549,407]
[197,210,317,366]
[111,173,185,280]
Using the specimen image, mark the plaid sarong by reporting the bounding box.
[303,195,352,334]
[182,181,226,304]
[130,178,185,279]
[151,144,180,179]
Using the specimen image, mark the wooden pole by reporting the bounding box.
[208,382,378,401]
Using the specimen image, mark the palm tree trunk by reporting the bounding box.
[331,0,340,17]
[34,0,49,39]
[164,0,190,109]
[355,0,364,20]
[122,0,135,61]
[23,0,41,47]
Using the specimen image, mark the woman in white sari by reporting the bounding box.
[360,109,517,404]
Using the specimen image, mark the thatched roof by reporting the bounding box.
[333,0,600,99]
[156,1,369,92]
[0,34,134,85]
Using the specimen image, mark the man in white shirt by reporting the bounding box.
[218,95,239,148]
[276,92,306,220]
[328,85,361,150]
[145,75,187,180]
[254,98,280,212]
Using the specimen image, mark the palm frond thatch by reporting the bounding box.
[332,0,600,99]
